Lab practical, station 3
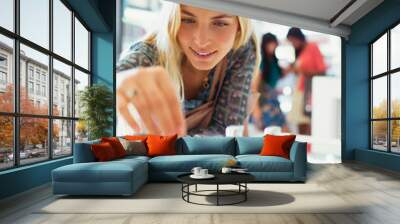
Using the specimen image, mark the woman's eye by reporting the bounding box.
[181,18,195,24]
[213,21,229,27]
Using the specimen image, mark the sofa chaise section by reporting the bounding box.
[52,158,148,195]
[52,141,149,196]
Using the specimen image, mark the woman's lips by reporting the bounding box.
[190,47,217,60]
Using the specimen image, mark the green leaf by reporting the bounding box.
[79,84,113,140]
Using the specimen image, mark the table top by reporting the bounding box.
[177,172,255,185]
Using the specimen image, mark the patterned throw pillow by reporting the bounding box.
[118,137,147,156]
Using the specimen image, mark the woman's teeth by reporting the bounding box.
[197,52,212,56]
[191,48,215,57]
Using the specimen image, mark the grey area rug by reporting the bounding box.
[37,183,362,214]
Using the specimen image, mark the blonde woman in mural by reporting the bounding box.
[116,2,260,136]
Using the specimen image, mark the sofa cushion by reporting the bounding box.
[52,158,147,183]
[177,137,235,155]
[148,154,235,172]
[236,155,293,172]
[114,155,150,163]
[235,137,263,155]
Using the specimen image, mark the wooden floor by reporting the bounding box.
[1,162,400,224]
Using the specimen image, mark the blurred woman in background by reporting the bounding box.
[251,33,287,131]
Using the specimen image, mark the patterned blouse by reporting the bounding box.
[116,39,257,136]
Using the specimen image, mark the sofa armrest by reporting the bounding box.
[73,140,100,163]
[289,141,307,181]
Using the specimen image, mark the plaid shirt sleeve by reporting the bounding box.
[116,41,157,72]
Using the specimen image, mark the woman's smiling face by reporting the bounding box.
[177,5,239,71]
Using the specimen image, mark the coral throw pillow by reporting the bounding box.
[146,134,177,157]
[260,134,296,159]
[91,142,117,162]
[101,137,126,158]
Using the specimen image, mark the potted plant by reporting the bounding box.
[79,84,113,140]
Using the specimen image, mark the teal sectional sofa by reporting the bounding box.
[52,136,307,196]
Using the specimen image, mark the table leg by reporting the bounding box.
[217,184,219,206]
[245,183,247,201]
[187,184,190,202]
[195,184,197,192]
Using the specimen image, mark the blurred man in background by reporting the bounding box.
[286,27,326,135]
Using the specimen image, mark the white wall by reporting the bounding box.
[309,76,341,163]
[312,76,341,139]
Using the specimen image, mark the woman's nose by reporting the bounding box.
[193,25,211,48]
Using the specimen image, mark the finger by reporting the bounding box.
[147,88,180,136]
[117,69,161,134]
[129,85,162,135]
[116,90,140,132]
[155,84,186,136]
[138,75,177,136]
[153,68,187,135]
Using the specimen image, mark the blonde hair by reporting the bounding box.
[144,2,260,101]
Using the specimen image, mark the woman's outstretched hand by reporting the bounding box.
[117,66,186,136]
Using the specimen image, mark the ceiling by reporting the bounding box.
[228,0,353,23]
[169,0,384,38]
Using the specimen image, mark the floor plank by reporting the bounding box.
[1,162,400,224]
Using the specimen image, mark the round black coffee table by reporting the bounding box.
[177,173,255,206]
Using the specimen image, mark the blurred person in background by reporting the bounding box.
[286,27,326,135]
[116,3,260,136]
[251,33,287,132]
